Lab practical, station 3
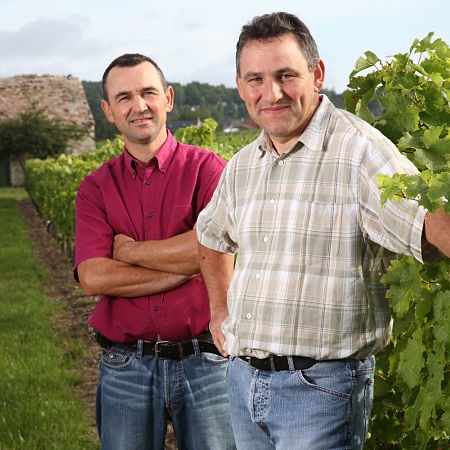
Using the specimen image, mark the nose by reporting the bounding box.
[131,94,148,113]
[263,80,283,103]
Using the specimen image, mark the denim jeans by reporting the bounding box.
[227,355,375,450]
[96,344,236,450]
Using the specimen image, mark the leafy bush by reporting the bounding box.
[0,105,87,168]
[345,33,449,449]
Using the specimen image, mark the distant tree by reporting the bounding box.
[0,105,87,171]
[82,81,117,141]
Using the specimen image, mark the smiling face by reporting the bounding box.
[236,33,325,153]
[101,61,174,160]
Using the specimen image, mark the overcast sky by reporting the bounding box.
[1,0,449,93]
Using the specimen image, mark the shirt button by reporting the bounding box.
[263,236,269,242]
[278,160,284,166]
[246,313,252,319]
[270,199,275,204]
[145,179,151,185]
[255,273,261,279]
[153,306,159,311]
[147,212,154,217]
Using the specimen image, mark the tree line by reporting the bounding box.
[82,80,345,142]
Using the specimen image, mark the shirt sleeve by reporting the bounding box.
[196,153,227,212]
[197,160,239,255]
[74,174,115,271]
[358,134,426,263]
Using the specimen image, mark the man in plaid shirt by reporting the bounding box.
[197,12,449,450]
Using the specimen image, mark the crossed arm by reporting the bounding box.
[77,230,199,298]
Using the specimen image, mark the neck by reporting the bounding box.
[124,130,168,164]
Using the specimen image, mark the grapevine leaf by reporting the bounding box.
[441,397,450,434]
[403,389,426,432]
[397,131,422,152]
[413,148,448,173]
[427,173,450,208]
[398,328,425,389]
[383,257,422,318]
[413,290,432,323]
[376,173,407,206]
[432,292,450,345]
[403,174,426,200]
[349,51,381,78]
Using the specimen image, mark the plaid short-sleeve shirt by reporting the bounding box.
[197,95,426,360]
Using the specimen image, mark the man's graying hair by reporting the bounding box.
[102,53,167,102]
[236,12,320,76]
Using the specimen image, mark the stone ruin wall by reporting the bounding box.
[0,74,96,186]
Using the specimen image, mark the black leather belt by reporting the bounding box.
[239,354,316,371]
[95,331,221,359]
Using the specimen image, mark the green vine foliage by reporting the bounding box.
[26,136,124,243]
[344,33,449,448]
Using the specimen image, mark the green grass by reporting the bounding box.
[0,188,98,450]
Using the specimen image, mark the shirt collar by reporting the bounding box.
[123,129,177,176]
[298,94,334,153]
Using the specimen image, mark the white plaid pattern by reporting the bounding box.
[197,95,426,360]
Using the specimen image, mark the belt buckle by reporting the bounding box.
[155,340,184,359]
[245,355,277,371]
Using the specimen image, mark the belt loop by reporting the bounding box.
[287,356,295,372]
[192,338,200,356]
[136,340,144,358]
[269,355,276,371]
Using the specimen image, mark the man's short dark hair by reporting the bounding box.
[102,53,167,102]
[236,12,320,76]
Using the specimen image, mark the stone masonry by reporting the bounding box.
[0,74,95,186]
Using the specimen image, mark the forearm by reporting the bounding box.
[77,257,191,297]
[198,244,234,315]
[113,230,200,275]
[198,243,234,356]
[424,208,449,259]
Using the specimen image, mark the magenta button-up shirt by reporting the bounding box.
[74,130,226,342]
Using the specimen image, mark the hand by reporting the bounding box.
[113,234,136,263]
[209,308,229,357]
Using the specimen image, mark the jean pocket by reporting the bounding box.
[200,352,228,365]
[100,347,135,370]
[296,361,353,400]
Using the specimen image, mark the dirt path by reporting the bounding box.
[17,197,178,449]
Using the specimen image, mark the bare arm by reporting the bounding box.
[113,230,200,275]
[198,243,235,356]
[77,257,191,297]
[424,208,450,258]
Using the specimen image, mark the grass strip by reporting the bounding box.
[0,188,98,450]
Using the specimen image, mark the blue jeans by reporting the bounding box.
[96,344,236,450]
[227,356,375,450]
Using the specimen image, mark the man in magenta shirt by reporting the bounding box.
[74,53,235,450]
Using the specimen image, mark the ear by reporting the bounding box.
[313,60,325,93]
[101,99,115,124]
[165,86,175,113]
[236,73,245,101]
